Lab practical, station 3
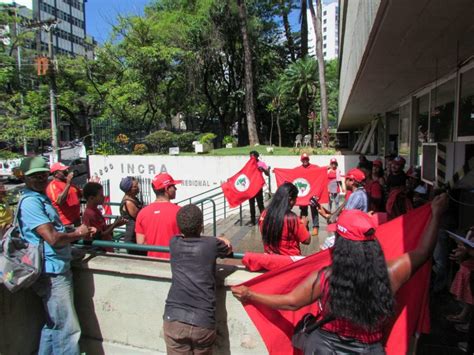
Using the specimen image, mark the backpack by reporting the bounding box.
[0,196,44,292]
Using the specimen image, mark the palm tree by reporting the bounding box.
[308,0,329,147]
[259,78,285,147]
[236,0,259,146]
[282,57,318,135]
[278,0,296,62]
[299,0,308,58]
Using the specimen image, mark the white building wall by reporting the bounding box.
[308,0,339,60]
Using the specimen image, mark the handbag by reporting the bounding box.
[0,196,44,293]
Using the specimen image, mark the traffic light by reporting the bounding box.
[36,56,49,76]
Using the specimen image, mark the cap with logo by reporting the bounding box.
[330,158,338,164]
[342,168,366,183]
[300,153,310,162]
[19,156,50,176]
[327,209,377,242]
[392,156,406,166]
[152,173,182,190]
[50,162,69,174]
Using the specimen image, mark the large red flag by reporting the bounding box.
[274,166,329,206]
[222,158,265,208]
[238,204,432,355]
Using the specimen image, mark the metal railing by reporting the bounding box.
[75,239,244,259]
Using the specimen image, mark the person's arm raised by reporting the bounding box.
[231,270,323,310]
[388,193,448,293]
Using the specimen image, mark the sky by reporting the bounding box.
[85,0,327,44]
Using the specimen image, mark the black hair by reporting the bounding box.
[249,150,259,158]
[261,182,298,249]
[177,204,203,237]
[327,233,394,330]
[83,182,103,200]
[153,187,166,197]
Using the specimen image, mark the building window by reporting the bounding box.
[323,35,327,40]
[323,51,326,57]
[323,10,327,16]
[323,19,327,24]
[399,104,411,164]
[323,43,327,49]
[458,68,474,138]
[416,94,430,164]
[323,27,327,33]
[429,79,455,142]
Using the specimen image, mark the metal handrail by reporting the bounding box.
[75,239,244,259]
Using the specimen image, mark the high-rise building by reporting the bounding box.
[307,0,339,61]
[0,0,96,59]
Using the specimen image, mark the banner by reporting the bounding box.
[221,158,265,208]
[273,166,329,206]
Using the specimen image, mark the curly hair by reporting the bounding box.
[327,233,395,330]
[261,182,298,248]
[177,204,203,237]
[83,182,103,200]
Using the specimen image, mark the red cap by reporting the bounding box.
[151,173,182,190]
[372,159,383,167]
[330,158,338,164]
[327,210,377,242]
[342,168,366,182]
[300,153,310,161]
[50,162,68,173]
[392,156,406,166]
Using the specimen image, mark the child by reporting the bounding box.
[82,182,126,249]
[163,204,232,355]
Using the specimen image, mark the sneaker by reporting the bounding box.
[455,323,469,333]
[312,227,319,236]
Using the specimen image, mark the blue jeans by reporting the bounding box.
[329,193,340,212]
[32,270,81,355]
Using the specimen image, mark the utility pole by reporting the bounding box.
[45,23,59,163]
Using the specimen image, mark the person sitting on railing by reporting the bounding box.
[82,182,127,252]
[260,182,311,256]
[163,204,232,354]
[135,173,182,259]
[119,176,146,256]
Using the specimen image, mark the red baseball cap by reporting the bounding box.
[392,156,406,166]
[50,162,69,173]
[327,210,377,242]
[152,173,182,190]
[330,158,338,164]
[300,153,310,161]
[372,159,383,167]
[342,168,365,183]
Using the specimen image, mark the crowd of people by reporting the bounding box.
[4,152,473,354]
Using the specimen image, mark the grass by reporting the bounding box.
[176,145,337,156]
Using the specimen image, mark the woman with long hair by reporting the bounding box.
[260,182,311,256]
[233,193,448,354]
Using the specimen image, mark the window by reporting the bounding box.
[458,68,474,138]
[323,51,326,57]
[399,103,411,165]
[323,19,327,24]
[323,43,327,49]
[416,94,430,164]
[323,35,326,40]
[323,27,327,33]
[323,10,327,16]
[429,79,455,142]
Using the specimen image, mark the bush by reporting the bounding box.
[222,135,235,145]
[144,130,177,153]
[95,142,117,156]
[199,132,217,145]
[176,132,197,152]
[133,144,148,155]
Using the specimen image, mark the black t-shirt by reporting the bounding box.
[163,236,230,329]
[386,172,407,190]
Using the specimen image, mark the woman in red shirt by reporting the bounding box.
[260,182,311,256]
[233,194,448,354]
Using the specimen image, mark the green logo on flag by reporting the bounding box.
[292,178,311,197]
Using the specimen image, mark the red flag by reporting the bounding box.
[239,204,432,355]
[222,158,265,208]
[274,166,329,206]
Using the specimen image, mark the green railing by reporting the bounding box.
[75,239,244,259]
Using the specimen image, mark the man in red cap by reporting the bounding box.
[386,156,407,191]
[343,168,368,212]
[135,173,182,259]
[46,162,82,227]
[298,153,320,236]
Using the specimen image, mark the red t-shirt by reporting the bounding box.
[259,211,310,256]
[83,206,113,251]
[135,201,181,259]
[46,179,81,225]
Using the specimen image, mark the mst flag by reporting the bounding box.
[274,166,329,206]
[222,157,265,208]
[238,204,433,355]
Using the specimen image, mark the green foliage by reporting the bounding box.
[133,144,148,155]
[199,132,217,144]
[95,142,117,156]
[175,132,197,152]
[144,130,177,153]
[222,135,235,145]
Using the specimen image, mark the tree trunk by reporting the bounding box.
[269,111,274,146]
[237,0,260,146]
[279,0,296,62]
[298,97,309,135]
[276,111,282,147]
[300,0,308,58]
[309,0,329,147]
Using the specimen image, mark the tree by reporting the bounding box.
[282,57,318,136]
[278,0,296,62]
[308,0,329,147]
[259,77,285,147]
[236,0,259,146]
